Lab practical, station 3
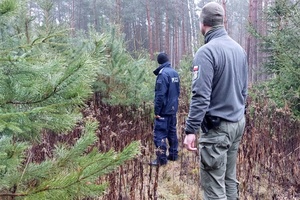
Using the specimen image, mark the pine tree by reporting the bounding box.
[0,1,140,199]
[94,25,155,106]
[259,0,300,118]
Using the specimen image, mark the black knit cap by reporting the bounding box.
[157,53,169,64]
[200,2,224,27]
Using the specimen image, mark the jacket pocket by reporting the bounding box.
[199,135,229,170]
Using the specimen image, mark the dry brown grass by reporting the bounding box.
[154,150,202,200]
[29,95,300,199]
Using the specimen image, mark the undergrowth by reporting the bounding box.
[28,93,300,200]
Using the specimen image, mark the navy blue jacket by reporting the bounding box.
[153,62,180,116]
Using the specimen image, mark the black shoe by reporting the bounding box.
[149,159,166,166]
[167,155,178,161]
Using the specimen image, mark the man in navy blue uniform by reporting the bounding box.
[149,53,180,166]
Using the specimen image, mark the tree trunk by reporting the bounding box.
[165,4,170,54]
[222,0,228,30]
[246,0,260,83]
[115,0,121,25]
[257,0,263,81]
[57,0,62,24]
[252,0,258,82]
[154,0,160,52]
[187,0,195,56]
[173,0,179,66]
[247,0,253,83]
[93,0,98,29]
[146,0,154,60]
[71,0,75,36]
[181,0,186,57]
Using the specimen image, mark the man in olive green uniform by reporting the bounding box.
[183,2,248,200]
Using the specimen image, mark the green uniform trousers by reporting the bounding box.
[199,116,245,200]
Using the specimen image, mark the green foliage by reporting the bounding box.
[0,26,102,139]
[94,26,155,106]
[0,0,140,199]
[0,0,17,16]
[177,55,193,102]
[257,0,300,118]
[0,136,29,179]
[0,121,140,199]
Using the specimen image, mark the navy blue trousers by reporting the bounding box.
[153,115,178,164]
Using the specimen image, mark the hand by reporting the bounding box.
[155,115,161,119]
[183,134,197,151]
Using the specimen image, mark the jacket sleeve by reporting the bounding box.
[185,50,214,134]
[154,73,168,115]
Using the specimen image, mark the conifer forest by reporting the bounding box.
[0,0,299,199]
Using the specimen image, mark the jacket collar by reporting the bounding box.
[153,62,170,76]
[204,26,227,44]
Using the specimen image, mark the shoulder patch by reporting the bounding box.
[193,66,200,80]
[172,77,179,83]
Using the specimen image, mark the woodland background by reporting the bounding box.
[0,0,299,199]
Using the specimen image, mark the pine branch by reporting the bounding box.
[0,193,26,197]
[5,60,86,105]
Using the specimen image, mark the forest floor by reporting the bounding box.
[145,149,299,200]
[152,149,202,200]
